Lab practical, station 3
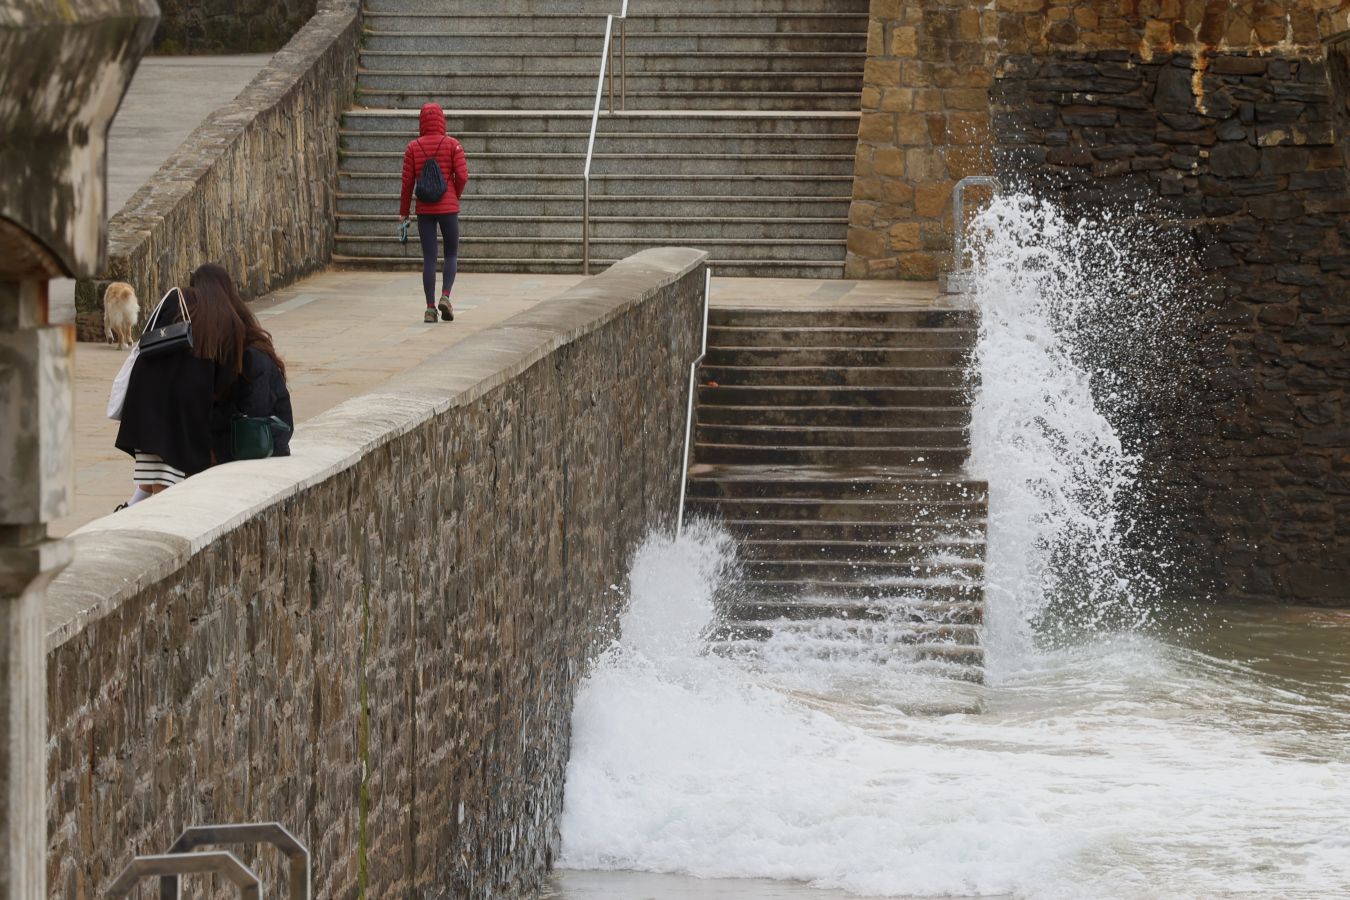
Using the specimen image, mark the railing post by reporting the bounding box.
[677,265,712,537]
[583,178,592,276]
[620,18,627,110]
[940,175,1003,294]
[584,14,616,275]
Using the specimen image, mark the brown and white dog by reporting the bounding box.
[103,281,139,350]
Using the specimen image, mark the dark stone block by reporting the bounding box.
[1154,64,1197,114]
[1205,197,1245,216]
[1160,112,1212,131]
[1209,56,1269,76]
[1254,103,1303,124]
[1231,176,1288,197]
[1209,142,1260,177]
[1216,120,1250,141]
[1159,128,1217,146]
[1062,106,1118,127]
[1273,83,1330,103]
[1260,146,1315,175]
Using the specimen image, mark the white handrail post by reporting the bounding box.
[584,14,615,276]
[677,265,712,537]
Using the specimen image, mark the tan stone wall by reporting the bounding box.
[846,0,1350,279]
[45,250,707,899]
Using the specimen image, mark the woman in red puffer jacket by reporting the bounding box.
[400,102,469,323]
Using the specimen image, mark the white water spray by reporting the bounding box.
[557,199,1350,898]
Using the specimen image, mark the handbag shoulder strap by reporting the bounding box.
[145,287,177,330]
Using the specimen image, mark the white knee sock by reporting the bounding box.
[127,487,152,506]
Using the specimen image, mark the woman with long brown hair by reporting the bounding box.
[188,263,293,463]
[114,263,293,507]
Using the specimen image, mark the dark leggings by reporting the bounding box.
[417,212,459,306]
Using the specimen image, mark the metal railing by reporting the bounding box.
[107,821,310,900]
[939,175,1003,294]
[676,266,712,536]
[583,1,630,275]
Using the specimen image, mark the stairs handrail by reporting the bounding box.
[583,2,629,275]
[676,265,712,536]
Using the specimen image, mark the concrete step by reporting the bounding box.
[336,193,853,218]
[714,518,986,543]
[337,214,848,241]
[359,50,868,75]
[365,0,868,14]
[340,149,857,176]
[684,496,983,523]
[329,254,845,279]
[695,404,969,428]
[736,538,985,563]
[706,325,975,348]
[699,364,965,388]
[708,308,976,329]
[728,578,984,604]
[709,630,984,668]
[356,87,864,112]
[704,346,970,368]
[743,559,983,582]
[694,444,968,467]
[359,70,864,95]
[697,384,965,408]
[341,109,861,137]
[338,171,855,198]
[361,32,868,55]
[719,596,981,629]
[695,423,968,448]
[332,234,846,263]
[684,468,987,502]
[341,129,858,155]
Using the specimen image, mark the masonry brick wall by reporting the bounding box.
[46,253,707,898]
[74,0,360,342]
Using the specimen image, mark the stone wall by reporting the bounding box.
[74,0,360,342]
[848,1,1350,605]
[45,250,708,898]
[153,0,317,54]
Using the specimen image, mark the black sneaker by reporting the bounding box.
[438,296,454,322]
[424,307,437,323]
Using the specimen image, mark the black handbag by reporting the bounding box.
[139,287,193,358]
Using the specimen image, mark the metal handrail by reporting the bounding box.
[107,851,262,900]
[160,822,310,900]
[583,1,629,275]
[940,175,1003,294]
[676,266,712,536]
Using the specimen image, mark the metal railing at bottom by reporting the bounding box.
[676,265,712,537]
[107,821,310,900]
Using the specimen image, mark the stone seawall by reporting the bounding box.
[74,0,360,342]
[46,249,708,898]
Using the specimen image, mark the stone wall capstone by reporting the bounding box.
[45,249,708,898]
[153,0,318,54]
[74,0,360,342]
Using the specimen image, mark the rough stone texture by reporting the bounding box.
[73,0,361,342]
[991,51,1350,605]
[0,0,160,280]
[153,0,317,54]
[45,250,707,900]
[847,0,1350,279]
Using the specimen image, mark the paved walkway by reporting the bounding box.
[61,272,942,537]
[52,55,272,322]
[57,271,583,536]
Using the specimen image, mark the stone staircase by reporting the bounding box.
[334,0,868,276]
[683,305,988,680]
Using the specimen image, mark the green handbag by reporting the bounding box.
[230,415,292,460]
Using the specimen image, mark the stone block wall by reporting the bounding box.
[991,49,1350,604]
[45,250,707,898]
[74,0,360,342]
[153,0,318,54]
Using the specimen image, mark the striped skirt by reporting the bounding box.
[133,451,185,488]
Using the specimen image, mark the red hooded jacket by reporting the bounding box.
[400,103,468,218]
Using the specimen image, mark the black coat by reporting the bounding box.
[211,346,294,462]
[116,349,235,476]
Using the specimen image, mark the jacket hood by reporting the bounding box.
[419,103,446,137]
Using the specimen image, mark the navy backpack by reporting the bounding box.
[414,136,448,204]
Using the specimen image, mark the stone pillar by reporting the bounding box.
[0,3,159,896]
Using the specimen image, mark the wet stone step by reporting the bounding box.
[708,308,977,329]
[704,346,971,368]
[694,404,969,428]
[695,423,969,448]
[684,472,987,501]
[694,444,968,467]
[698,365,966,388]
[710,621,980,646]
[718,596,984,624]
[743,559,984,582]
[715,518,986,544]
[706,326,976,348]
[735,538,985,563]
[697,385,967,408]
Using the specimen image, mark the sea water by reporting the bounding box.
[550,197,1350,899]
